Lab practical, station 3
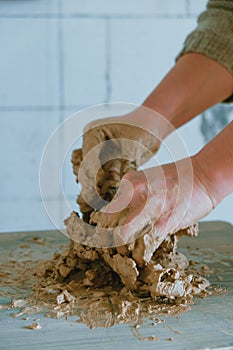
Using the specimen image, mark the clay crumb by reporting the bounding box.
[147,336,158,341]
[27,237,46,246]
[12,299,27,308]
[166,337,173,341]
[56,290,75,305]
[19,244,31,249]
[26,322,42,330]
[152,318,165,325]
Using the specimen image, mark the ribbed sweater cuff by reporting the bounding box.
[176,30,233,103]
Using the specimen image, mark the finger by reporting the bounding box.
[81,124,122,211]
[82,122,116,156]
[71,148,82,182]
[77,193,93,223]
[101,178,134,213]
[97,158,122,203]
[82,127,103,156]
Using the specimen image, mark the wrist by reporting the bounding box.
[125,106,175,142]
[192,154,220,208]
[193,121,233,207]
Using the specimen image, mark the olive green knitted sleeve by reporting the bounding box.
[176,0,233,102]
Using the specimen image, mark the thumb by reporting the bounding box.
[71,148,82,182]
[103,177,134,214]
[89,177,134,229]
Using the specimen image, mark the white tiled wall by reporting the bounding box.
[0,111,60,199]
[63,18,107,106]
[0,0,232,233]
[61,0,186,16]
[0,199,61,232]
[0,18,60,107]
[110,18,196,103]
[0,0,59,15]
[189,0,206,15]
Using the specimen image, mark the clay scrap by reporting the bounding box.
[58,212,209,302]
[42,147,210,304]
[0,145,213,331]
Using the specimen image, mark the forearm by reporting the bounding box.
[142,53,233,138]
[194,121,233,207]
[141,0,233,139]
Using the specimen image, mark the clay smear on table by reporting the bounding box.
[0,148,215,335]
[0,233,212,332]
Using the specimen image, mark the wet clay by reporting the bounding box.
[0,237,225,330]
[0,147,213,331]
[39,148,210,307]
[21,146,210,328]
[61,212,209,301]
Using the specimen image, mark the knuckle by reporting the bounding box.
[123,170,148,196]
[122,171,136,182]
[84,120,99,133]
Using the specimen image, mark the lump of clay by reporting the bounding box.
[62,211,209,302]
[33,146,210,318]
[54,147,209,303]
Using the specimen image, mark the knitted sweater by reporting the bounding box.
[177,0,233,102]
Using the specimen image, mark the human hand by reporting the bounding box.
[89,156,214,250]
[73,108,163,221]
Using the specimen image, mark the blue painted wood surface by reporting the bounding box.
[0,221,233,350]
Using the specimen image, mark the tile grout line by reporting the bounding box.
[0,106,89,111]
[57,0,65,117]
[0,195,77,202]
[0,13,197,19]
[57,0,65,223]
[185,0,191,17]
[105,17,112,104]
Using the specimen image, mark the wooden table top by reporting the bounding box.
[0,221,233,350]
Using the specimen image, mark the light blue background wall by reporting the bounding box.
[0,0,232,232]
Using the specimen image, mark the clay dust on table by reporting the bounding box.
[0,148,217,337]
[0,236,210,330]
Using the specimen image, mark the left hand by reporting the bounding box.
[73,109,162,221]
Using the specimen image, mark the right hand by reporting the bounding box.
[72,109,162,221]
[90,156,214,250]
